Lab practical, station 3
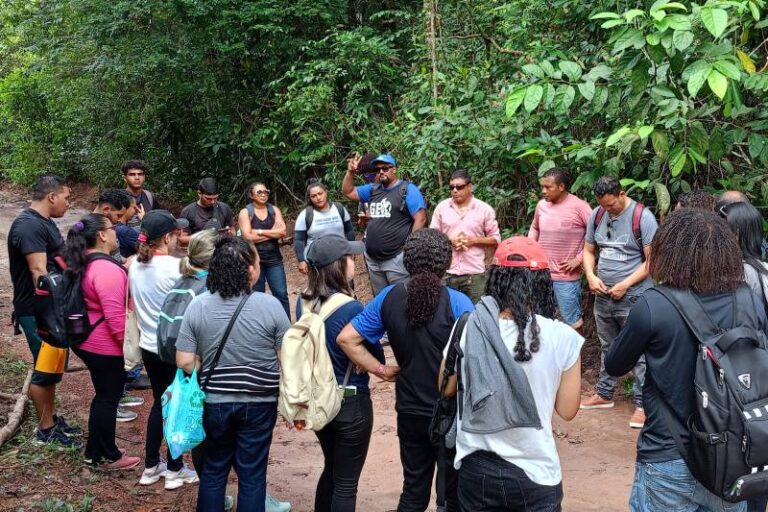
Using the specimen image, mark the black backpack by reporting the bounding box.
[653,285,768,502]
[34,253,124,349]
[156,275,208,364]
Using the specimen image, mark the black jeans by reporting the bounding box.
[314,394,374,512]
[142,348,183,471]
[72,347,125,463]
[458,451,563,512]
[396,413,458,512]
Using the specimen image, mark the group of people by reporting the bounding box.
[6,155,768,512]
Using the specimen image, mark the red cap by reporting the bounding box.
[492,236,549,271]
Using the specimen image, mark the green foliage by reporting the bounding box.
[0,0,767,228]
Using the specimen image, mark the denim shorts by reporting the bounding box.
[630,459,745,512]
[552,280,582,325]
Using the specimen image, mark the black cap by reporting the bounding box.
[198,177,218,195]
[141,210,189,240]
[306,234,365,268]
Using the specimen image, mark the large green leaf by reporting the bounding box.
[749,134,767,160]
[522,63,546,79]
[613,29,645,53]
[606,126,631,147]
[669,146,687,176]
[707,69,728,99]
[651,130,670,159]
[638,125,655,139]
[555,85,576,112]
[505,86,528,117]
[654,182,672,215]
[577,81,595,101]
[713,60,741,81]
[672,30,693,51]
[558,61,582,81]
[684,61,712,97]
[524,84,544,113]
[591,11,621,20]
[701,7,728,38]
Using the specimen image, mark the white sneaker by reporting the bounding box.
[139,462,167,485]
[165,465,199,490]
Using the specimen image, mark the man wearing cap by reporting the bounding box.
[179,177,234,245]
[342,153,427,295]
[431,169,500,304]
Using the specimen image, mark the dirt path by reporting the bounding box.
[0,186,637,511]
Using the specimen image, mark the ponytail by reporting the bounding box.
[402,229,453,327]
[62,214,109,277]
[180,230,218,276]
[136,231,154,264]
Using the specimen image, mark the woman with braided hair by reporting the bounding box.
[439,237,583,511]
[339,228,474,512]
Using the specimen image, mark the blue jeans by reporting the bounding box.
[630,459,746,512]
[458,450,563,511]
[197,401,277,512]
[552,280,583,326]
[254,262,290,320]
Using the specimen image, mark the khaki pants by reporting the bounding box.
[443,273,487,304]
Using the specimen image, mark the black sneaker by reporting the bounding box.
[35,425,82,450]
[54,415,83,437]
[126,373,151,391]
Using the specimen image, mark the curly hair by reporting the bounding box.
[649,208,743,294]
[208,236,258,299]
[677,189,715,211]
[402,229,452,327]
[530,270,558,320]
[484,263,545,362]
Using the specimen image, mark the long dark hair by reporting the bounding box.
[722,201,768,276]
[649,209,743,294]
[208,237,258,299]
[484,262,547,362]
[62,214,110,277]
[403,229,452,327]
[301,258,353,303]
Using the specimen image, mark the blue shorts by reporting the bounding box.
[552,280,583,325]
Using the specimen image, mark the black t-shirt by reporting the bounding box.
[606,287,768,463]
[180,202,234,234]
[365,183,414,261]
[7,208,64,316]
[381,284,457,416]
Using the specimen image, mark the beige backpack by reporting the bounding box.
[278,293,354,431]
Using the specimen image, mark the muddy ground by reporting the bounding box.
[0,184,637,511]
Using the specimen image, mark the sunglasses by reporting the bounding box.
[255,190,270,196]
[376,166,394,173]
[606,218,614,240]
[449,183,469,191]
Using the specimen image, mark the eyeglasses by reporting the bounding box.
[718,204,729,218]
[449,183,469,191]
[102,225,117,232]
[376,166,393,173]
[255,190,270,196]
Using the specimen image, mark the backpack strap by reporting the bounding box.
[201,293,252,391]
[305,206,314,231]
[85,252,127,274]
[399,180,409,213]
[593,206,607,232]
[317,293,355,321]
[267,203,275,221]
[649,286,715,345]
[333,202,345,220]
[246,203,255,221]
[632,202,646,261]
[144,189,154,210]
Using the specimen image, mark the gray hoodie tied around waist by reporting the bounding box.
[461,296,542,434]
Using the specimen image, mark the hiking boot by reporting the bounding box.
[34,425,83,450]
[266,494,291,512]
[54,415,83,437]
[100,454,141,471]
[165,465,199,490]
[119,394,145,407]
[126,373,151,391]
[139,462,167,485]
[579,394,615,410]
[629,407,646,429]
[116,406,138,423]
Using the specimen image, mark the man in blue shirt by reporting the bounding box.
[343,153,427,295]
[339,229,473,512]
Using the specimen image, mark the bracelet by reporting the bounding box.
[374,364,385,377]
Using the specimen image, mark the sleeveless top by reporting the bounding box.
[250,204,282,265]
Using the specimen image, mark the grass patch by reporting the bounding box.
[36,493,95,512]
[0,352,29,391]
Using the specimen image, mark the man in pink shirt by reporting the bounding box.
[430,169,500,303]
[528,168,593,329]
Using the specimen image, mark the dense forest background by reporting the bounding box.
[0,0,766,231]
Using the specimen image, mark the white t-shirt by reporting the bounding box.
[294,204,350,257]
[129,255,182,354]
[450,315,583,486]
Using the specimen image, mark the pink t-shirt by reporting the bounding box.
[78,257,128,356]
[430,197,501,276]
[528,193,593,282]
